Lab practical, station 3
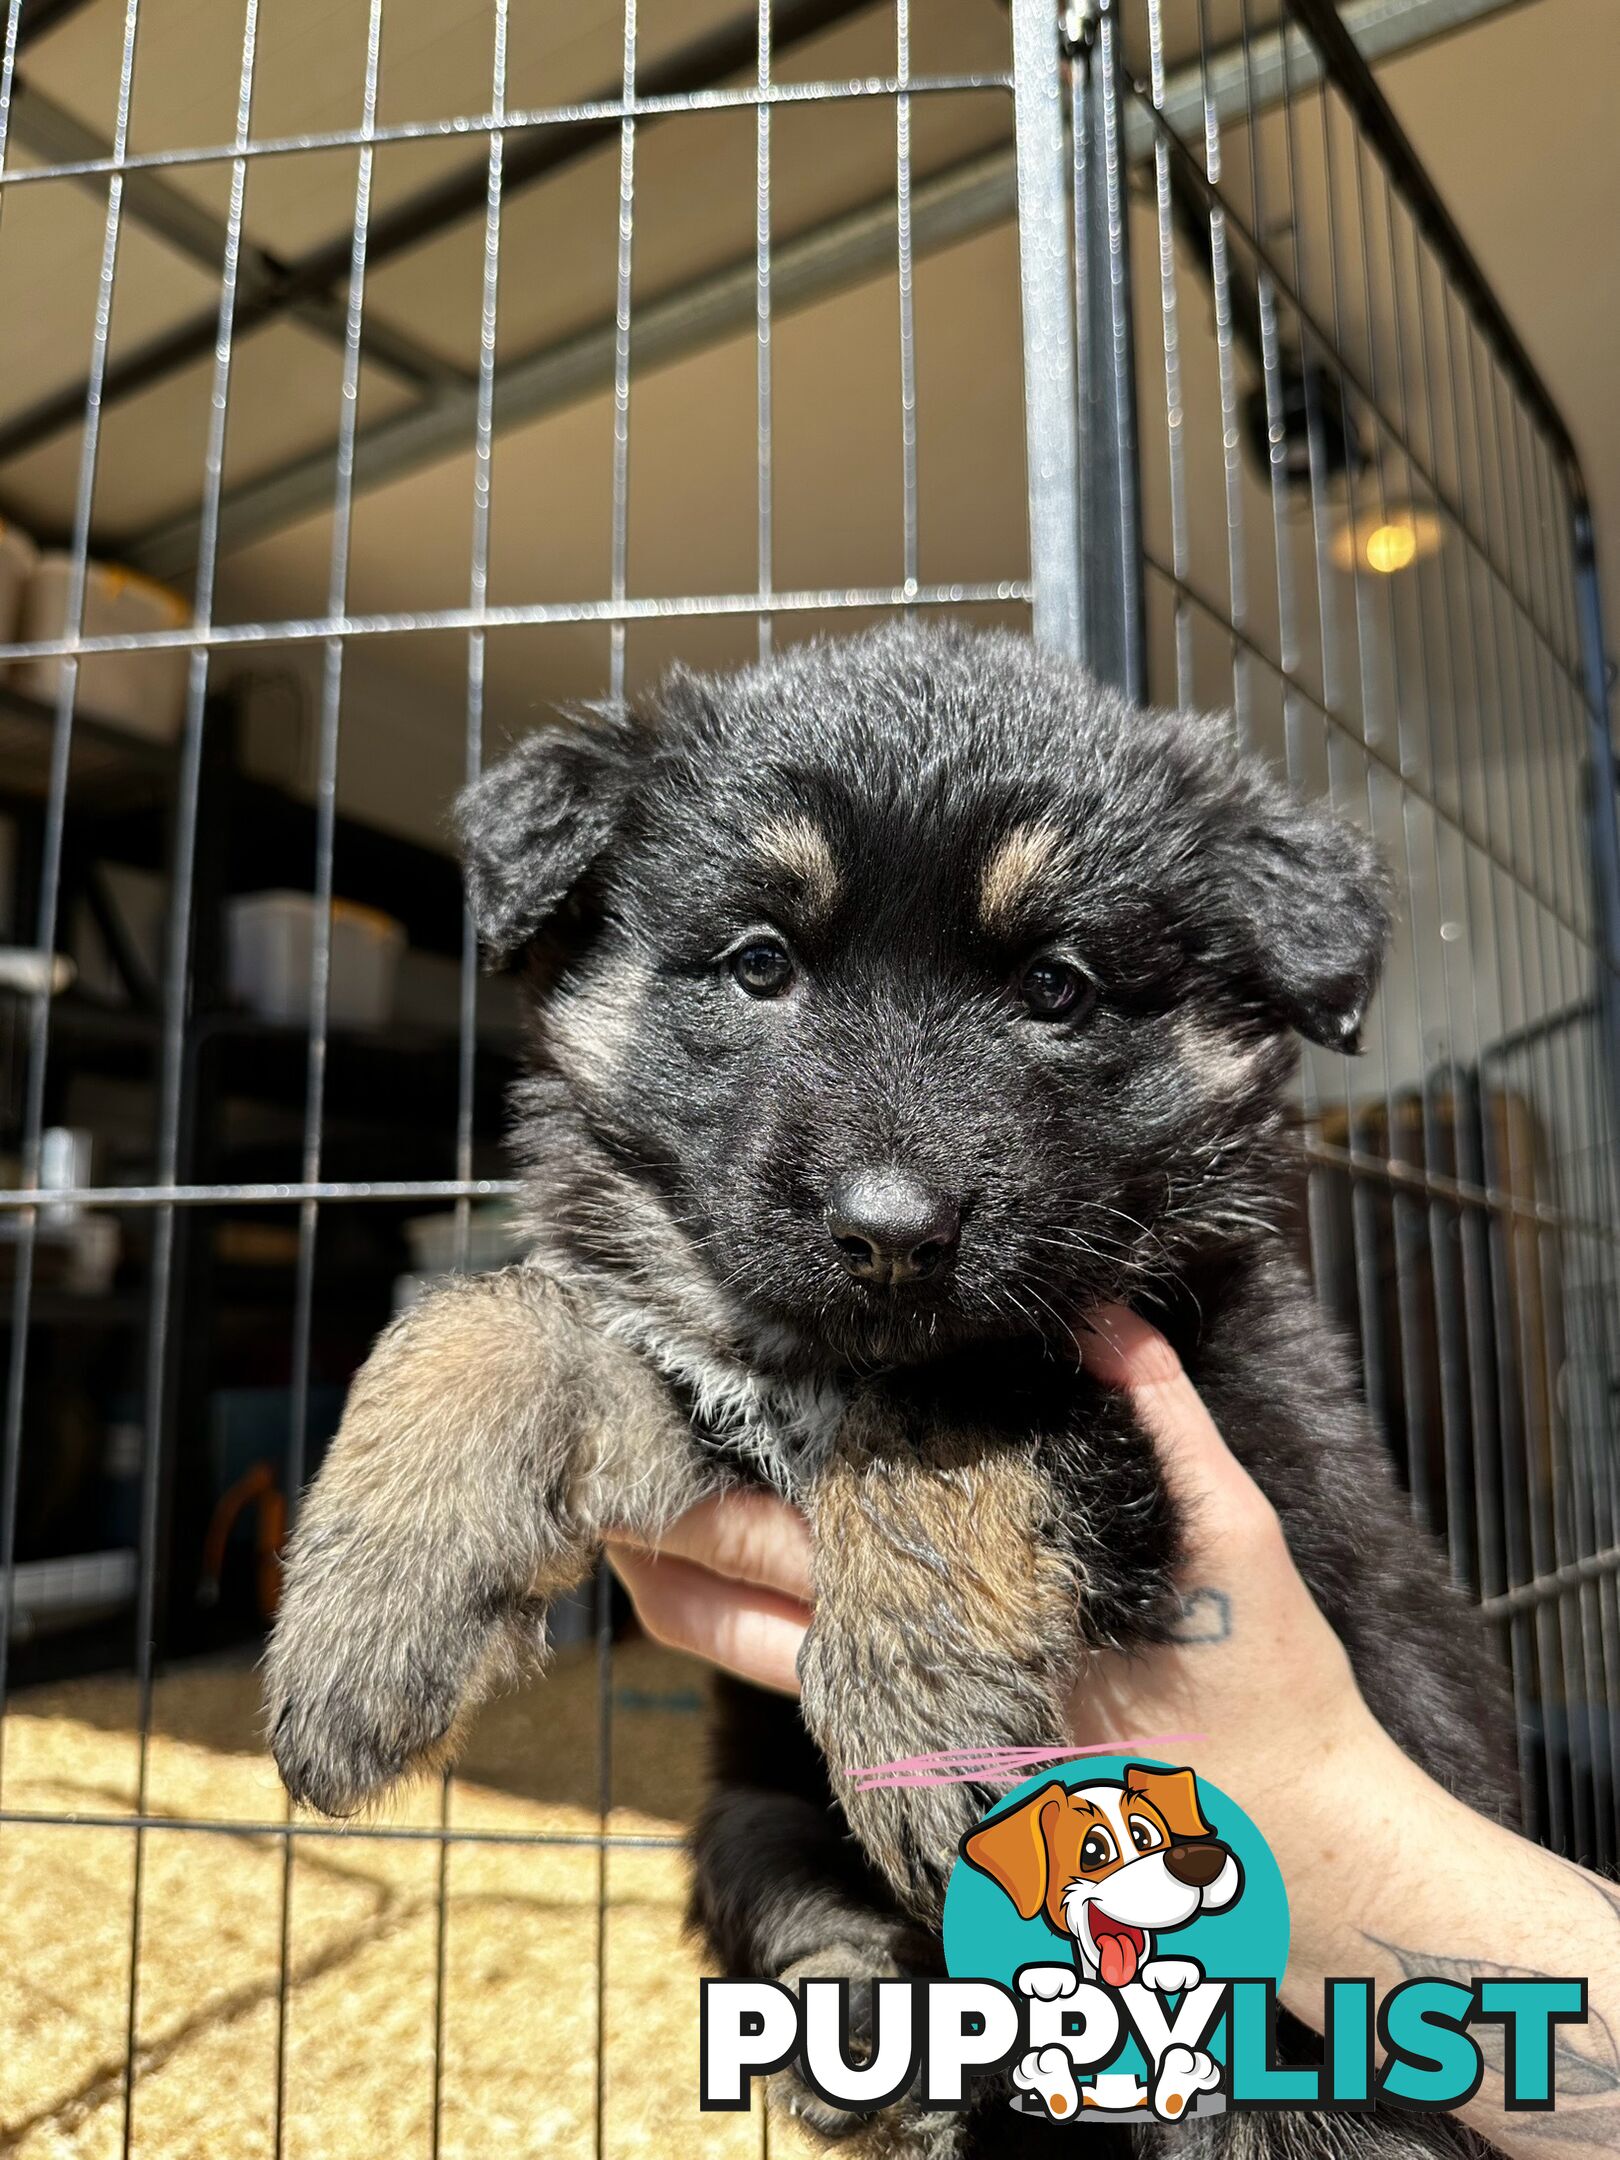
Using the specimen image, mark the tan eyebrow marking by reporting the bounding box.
[755,815,840,917]
[979,821,1068,930]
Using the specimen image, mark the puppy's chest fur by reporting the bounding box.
[573,1272,1131,1526]
[577,1272,1184,1675]
[579,1279,849,1495]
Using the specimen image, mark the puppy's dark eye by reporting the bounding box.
[1020,956,1097,1023]
[1079,1828,1116,1871]
[730,937,795,998]
[1128,1816,1163,1854]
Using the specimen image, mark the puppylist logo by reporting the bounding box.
[701,1748,1587,2125]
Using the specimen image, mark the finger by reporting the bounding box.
[613,1491,814,1605]
[1072,1304,1267,1522]
[606,1544,810,1696]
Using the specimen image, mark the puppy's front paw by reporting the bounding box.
[264,1522,525,1815]
[1139,1954,1202,1993]
[1016,1963,1079,2001]
[267,1656,458,1817]
[837,1776,994,1925]
[771,1942,966,2156]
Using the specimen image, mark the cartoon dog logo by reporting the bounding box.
[961,1763,1243,2121]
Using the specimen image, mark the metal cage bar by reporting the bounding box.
[1115,0,1620,1859]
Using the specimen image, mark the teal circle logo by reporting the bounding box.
[941,1757,1288,2121]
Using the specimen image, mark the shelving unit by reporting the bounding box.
[0,680,520,1676]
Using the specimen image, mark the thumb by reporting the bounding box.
[1073,1305,1270,1537]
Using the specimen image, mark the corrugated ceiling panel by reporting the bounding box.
[207,221,1027,682]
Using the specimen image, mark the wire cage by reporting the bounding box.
[0,0,1616,2154]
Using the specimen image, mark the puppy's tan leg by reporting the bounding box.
[797,1394,1081,1925]
[265,1264,708,1816]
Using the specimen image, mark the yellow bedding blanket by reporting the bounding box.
[0,1639,816,2159]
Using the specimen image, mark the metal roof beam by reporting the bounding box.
[121,142,1020,579]
[0,79,471,458]
[0,0,875,472]
[117,0,1526,578]
[14,0,100,48]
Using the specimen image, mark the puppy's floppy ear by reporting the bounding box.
[455,711,637,963]
[961,1781,1065,1920]
[1124,1765,1212,1843]
[1180,735,1391,1052]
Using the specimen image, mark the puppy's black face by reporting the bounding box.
[461,628,1388,1366]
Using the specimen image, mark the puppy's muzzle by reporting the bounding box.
[826,1168,960,1288]
[1163,1840,1230,1889]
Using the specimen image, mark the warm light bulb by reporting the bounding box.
[1365,521,1419,574]
[1330,507,1441,576]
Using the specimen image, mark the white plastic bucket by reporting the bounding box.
[226,892,407,1030]
[14,553,188,740]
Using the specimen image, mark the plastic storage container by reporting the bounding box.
[394,1203,522,1312]
[403,1204,520,1278]
[14,553,189,740]
[0,518,37,644]
[226,892,407,1029]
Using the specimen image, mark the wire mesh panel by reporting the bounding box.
[0,5,1027,2154]
[1096,0,1620,1860]
[0,0,1616,2154]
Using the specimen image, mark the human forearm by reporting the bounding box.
[1261,1724,1620,2158]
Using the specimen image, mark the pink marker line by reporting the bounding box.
[844,1734,1206,1791]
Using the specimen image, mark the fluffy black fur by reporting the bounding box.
[273,624,1515,2160]
[476,626,1389,1369]
[464,625,1514,2153]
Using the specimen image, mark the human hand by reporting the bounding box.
[605,1489,814,1696]
[1065,1303,1380,1786]
[610,1321,1620,2152]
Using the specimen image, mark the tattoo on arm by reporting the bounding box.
[1364,1925,1620,2146]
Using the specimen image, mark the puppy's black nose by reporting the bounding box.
[826,1170,960,1287]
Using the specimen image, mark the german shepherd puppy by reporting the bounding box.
[266,625,1513,2156]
